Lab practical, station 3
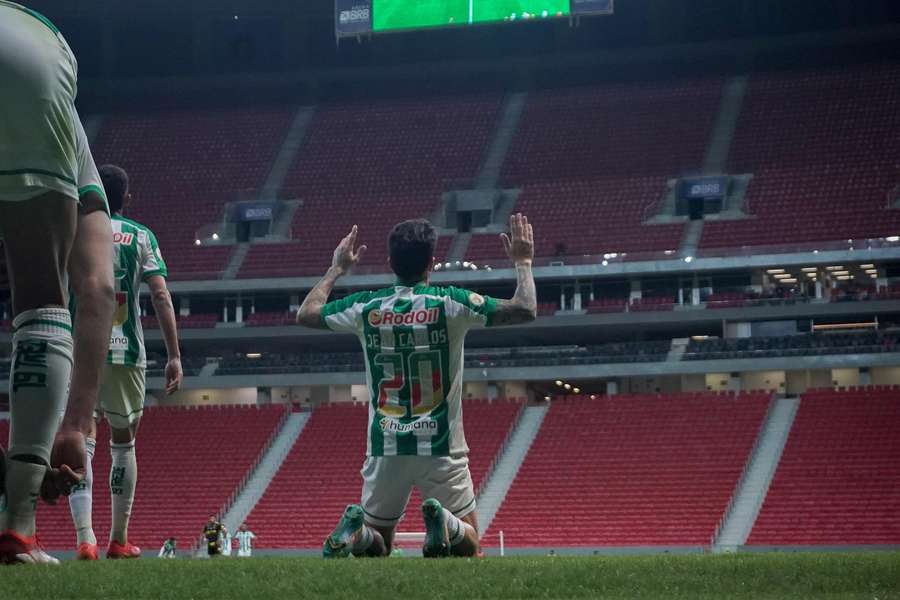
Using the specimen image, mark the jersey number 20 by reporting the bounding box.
[375,350,444,418]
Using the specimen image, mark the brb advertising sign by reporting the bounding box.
[335,0,372,37]
[679,176,729,200]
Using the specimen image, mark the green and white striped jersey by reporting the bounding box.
[108,215,167,367]
[321,283,498,457]
[234,530,256,553]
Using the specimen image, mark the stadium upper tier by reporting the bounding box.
[7,405,287,551]
[699,64,900,251]
[78,65,900,281]
[92,106,295,280]
[487,392,772,547]
[748,387,900,545]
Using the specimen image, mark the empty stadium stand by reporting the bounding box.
[238,95,501,278]
[502,80,724,185]
[466,179,686,262]
[748,387,900,545]
[91,106,295,280]
[246,399,522,548]
[684,331,899,360]
[141,313,218,330]
[487,393,771,547]
[700,65,900,251]
[9,405,287,551]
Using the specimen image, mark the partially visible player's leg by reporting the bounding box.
[0,194,77,565]
[324,456,413,558]
[68,418,98,559]
[418,455,479,557]
[102,365,144,559]
[0,3,92,566]
[324,504,389,558]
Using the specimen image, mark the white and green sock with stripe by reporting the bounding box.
[443,509,473,546]
[6,308,73,537]
[69,436,97,545]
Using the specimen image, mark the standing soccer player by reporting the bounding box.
[297,214,536,558]
[67,164,183,560]
[234,523,256,558]
[219,525,232,557]
[0,1,116,564]
[203,516,225,558]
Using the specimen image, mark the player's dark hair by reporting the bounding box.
[99,164,129,215]
[388,219,436,283]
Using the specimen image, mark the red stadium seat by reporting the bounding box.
[246,399,522,548]
[700,65,900,251]
[0,405,287,551]
[748,388,900,545]
[486,393,771,547]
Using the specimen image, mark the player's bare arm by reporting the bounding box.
[492,213,537,326]
[296,225,367,329]
[148,275,183,395]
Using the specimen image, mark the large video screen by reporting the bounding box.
[335,0,612,38]
[374,1,570,32]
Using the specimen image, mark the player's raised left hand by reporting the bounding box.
[501,213,534,266]
[331,225,367,275]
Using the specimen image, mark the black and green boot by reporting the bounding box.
[421,498,451,558]
[323,504,365,558]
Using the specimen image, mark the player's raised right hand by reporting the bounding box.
[331,225,367,275]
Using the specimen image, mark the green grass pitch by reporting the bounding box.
[373,0,570,31]
[1,553,898,599]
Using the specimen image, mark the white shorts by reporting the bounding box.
[95,364,146,429]
[237,550,252,558]
[360,455,476,528]
[0,4,81,202]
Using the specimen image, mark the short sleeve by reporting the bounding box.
[442,286,499,330]
[74,113,109,213]
[321,291,371,334]
[141,228,168,281]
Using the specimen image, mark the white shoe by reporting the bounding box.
[0,531,60,565]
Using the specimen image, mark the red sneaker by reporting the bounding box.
[0,530,60,565]
[107,540,141,559]
[76,542,99,561]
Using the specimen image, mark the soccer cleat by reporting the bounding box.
[421,498,451,558]
[322,504,365,558]
[107,540,141,559]
[0,530,60,565]
[76,542,99,561]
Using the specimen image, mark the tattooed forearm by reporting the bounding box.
[296,266,342,328]
[492,262,537,326]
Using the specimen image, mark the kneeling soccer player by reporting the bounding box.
[297,214,536,558]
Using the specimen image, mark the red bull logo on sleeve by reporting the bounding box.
[368,307,440,327]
